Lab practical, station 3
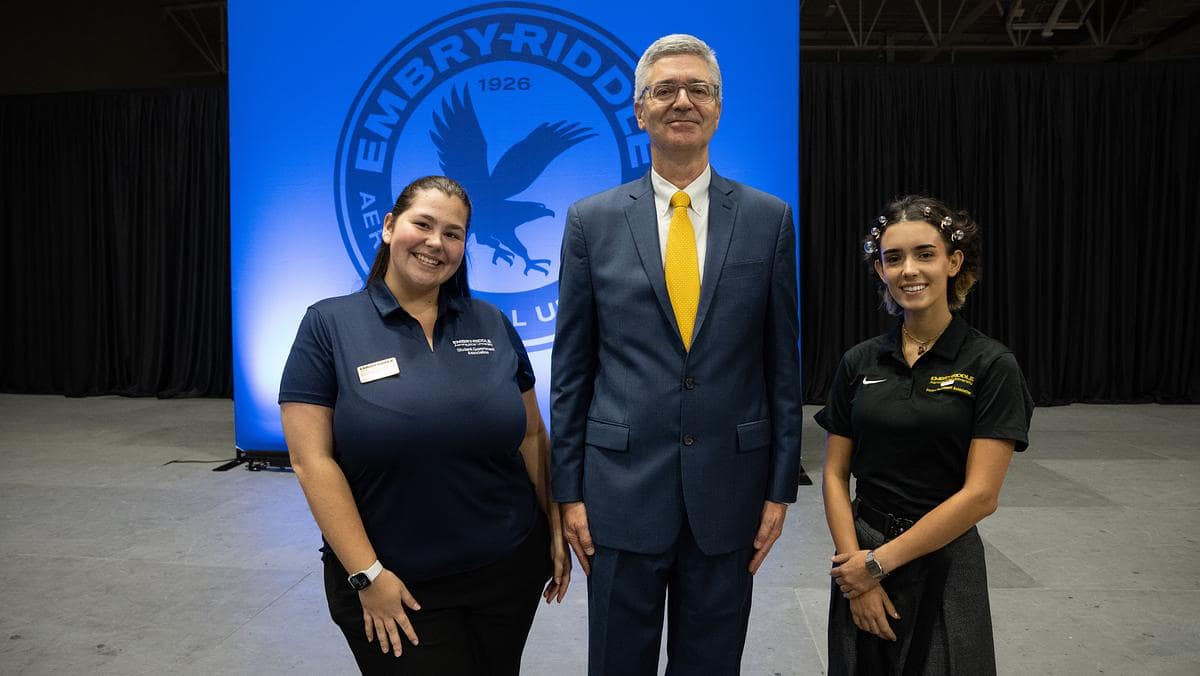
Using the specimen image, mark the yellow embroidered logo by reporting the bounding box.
[927,372,975,396]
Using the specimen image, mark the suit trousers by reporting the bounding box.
[323,512,551,675]
[587,518,754,676]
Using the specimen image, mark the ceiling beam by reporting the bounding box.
[920,0,1002,62]
[1109,0,1200,42]
[1061,0,1200,62]
[1042,0,1072,37]
[1131,14,1200,60]
[801,42,1146,52]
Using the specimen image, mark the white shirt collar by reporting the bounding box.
[650,165,711,218]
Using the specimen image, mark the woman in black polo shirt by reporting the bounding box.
[817,195,1033,674]
[279,175,570,675]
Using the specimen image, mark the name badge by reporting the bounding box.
[357,357,399,384]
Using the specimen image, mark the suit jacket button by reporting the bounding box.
[683,377,696,390]
[682,434,695,446]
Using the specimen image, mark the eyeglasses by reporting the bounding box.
[640,81,719,104]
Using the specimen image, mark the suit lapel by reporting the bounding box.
[623,174,679,338]
[693,171,736,342]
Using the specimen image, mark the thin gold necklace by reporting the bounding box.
[902,321,950,355]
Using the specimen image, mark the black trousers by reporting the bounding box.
[323,513,551,675]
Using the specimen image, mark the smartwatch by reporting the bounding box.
[865,550,886,581]
[347,559,384,591]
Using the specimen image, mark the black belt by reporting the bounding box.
[854,499,915,540]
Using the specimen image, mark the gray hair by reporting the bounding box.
[633,34,722,103]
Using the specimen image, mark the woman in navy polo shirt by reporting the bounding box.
[279,176,570,675]
[817,196,1033,674]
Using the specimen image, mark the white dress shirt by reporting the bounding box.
[650,165,711,284]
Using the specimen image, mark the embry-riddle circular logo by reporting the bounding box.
[335,2,649,350]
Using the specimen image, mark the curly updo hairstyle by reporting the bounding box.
[861,195,982,316]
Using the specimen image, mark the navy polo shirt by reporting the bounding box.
[279,281,537,582]
[815,315,1034,519]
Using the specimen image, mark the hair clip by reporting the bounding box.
[869,226,881,238]
[940,215,953,230]
[863,239,877,254]
[951,229,965,242]
[922,205,933,217]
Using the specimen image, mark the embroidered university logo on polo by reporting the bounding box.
[334,4,648,351]
[928,372,975,396]
[452,338,496,355]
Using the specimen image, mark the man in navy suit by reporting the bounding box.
[550,33,802,675]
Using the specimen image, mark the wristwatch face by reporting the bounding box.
[348,573,371,591]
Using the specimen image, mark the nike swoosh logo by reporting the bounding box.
[862,377,886,385]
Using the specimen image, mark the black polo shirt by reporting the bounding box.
[815,315,1033,519]
[279,280,537,582]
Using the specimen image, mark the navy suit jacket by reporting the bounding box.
[550,170,802,556]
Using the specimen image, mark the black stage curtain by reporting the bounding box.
[801,61,1200,405]
[0,87,230,397]
[2,64,1197,403]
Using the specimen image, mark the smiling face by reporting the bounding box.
[381,189,469,300]
[634,53,721,160]
[873,220,964,317]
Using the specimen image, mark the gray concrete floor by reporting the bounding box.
[0,394,1197,675]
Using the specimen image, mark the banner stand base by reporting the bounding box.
[213,448,292,472]
[797,464,813,486]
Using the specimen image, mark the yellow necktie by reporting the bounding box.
[664,190,700,350]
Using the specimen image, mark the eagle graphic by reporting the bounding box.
[430,86,596,275]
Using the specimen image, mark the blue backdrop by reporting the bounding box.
[229,1,799,452]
